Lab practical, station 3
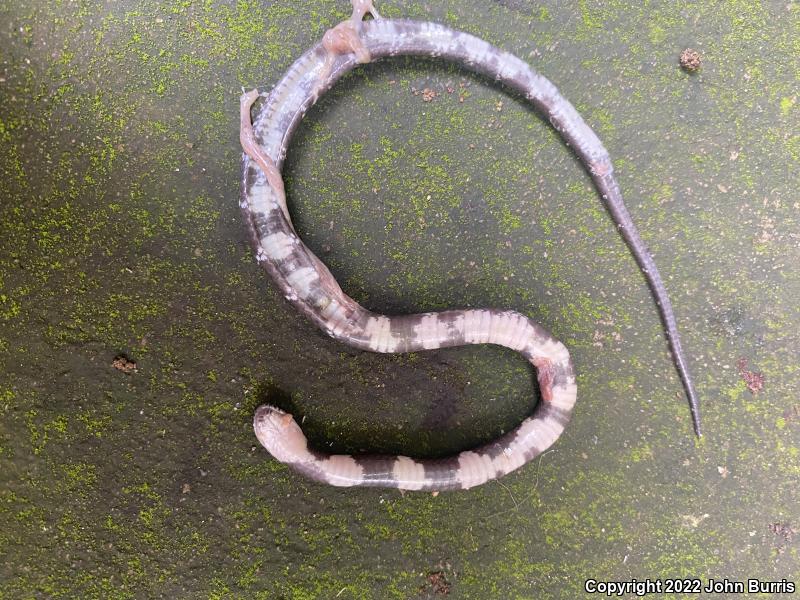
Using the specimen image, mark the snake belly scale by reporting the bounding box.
[240,0,700,491]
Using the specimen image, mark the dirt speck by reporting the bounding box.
[736,357,764,394]
[425,571,451,595]
[768,522,796,554]
[111,354,137,374]
[769,522,795,542]
[420,563,456,596]
[679,48,702,72]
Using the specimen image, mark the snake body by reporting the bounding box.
[241,2,700,491]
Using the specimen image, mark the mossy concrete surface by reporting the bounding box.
[1,0,799,598]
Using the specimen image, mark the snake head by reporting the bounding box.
[253,405,310,462]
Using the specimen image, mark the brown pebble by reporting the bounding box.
[679,48,702,72]
[111,354,137,374]
[422,87,437,102]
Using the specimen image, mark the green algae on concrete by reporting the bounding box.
[1,0,799,598]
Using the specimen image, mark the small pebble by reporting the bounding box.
[679,48,702,72]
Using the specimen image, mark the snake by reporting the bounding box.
[240,0,701,491]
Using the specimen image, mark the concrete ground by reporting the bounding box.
[1,0,798,598]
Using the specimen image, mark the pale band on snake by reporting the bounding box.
[240,0,701,491]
